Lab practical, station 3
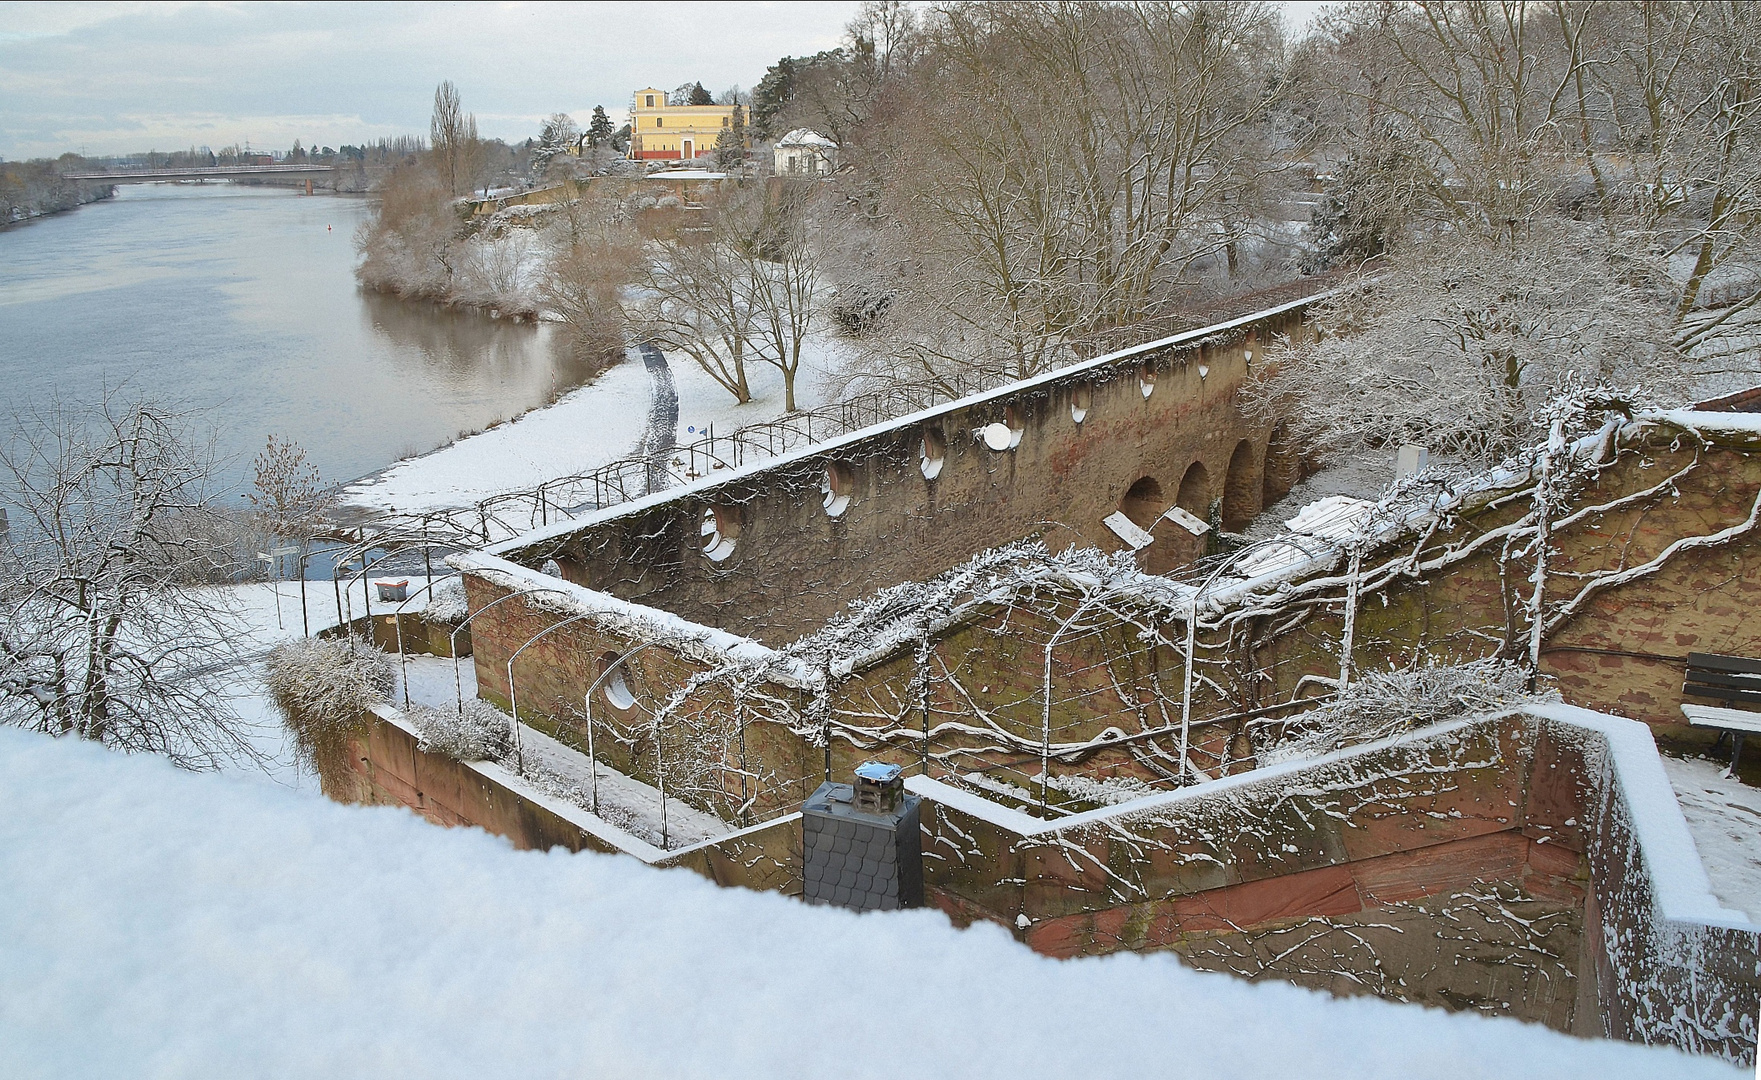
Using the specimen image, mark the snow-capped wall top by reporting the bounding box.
[447,550,816,689]
[487,289,1329,555]
[1649,409,1761,438]
[910,702,1754,932]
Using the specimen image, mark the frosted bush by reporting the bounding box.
[1261,659,1555,765]
[407,701,510,762]
[264,636,397,772]
[424,575,469,623]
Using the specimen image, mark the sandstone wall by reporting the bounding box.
[330,705,802,893]
[496,305,1314,644]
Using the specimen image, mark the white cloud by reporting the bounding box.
[0,1,857,158]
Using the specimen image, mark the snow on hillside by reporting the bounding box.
[0,728,1738,1079]
[341,336,846,516]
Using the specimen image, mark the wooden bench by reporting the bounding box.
[1681,652,1761,774]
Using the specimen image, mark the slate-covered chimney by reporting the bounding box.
[801,762,923,911]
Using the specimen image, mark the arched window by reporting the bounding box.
[700,506,739,562]
[1177,461,1211,517]
[920,425,946,480]
[822,462,854,517]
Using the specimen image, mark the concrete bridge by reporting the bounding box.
[60,163,337,184]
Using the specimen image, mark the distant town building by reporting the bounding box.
[628,87,745,161]
[773,130,839,176]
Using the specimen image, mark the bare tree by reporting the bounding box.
[431,80,484,196]
[541,182,644,369]
[745,189,824,412]
[1309,2,1761,354]
[0,399,256,768]
[532,112,581,180]
[1249,222,1688,468]
[631,191,770,405]
[248,434,331,543]
[853,1,1290,393]
[354,159,461,299]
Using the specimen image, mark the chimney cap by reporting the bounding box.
[854,762,903,784]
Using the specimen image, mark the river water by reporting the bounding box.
[0,182,585,495]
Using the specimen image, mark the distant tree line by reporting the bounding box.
[0,159,111,225]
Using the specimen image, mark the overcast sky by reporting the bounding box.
[0,2,859,160]
[0,1,1329,162]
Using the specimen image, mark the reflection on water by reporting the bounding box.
[0,182,582,493]
[359,291,595,395]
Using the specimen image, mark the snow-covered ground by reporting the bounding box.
[1661,755,1761,922]
[214,577,426,791]
[340,335,849,516]
[1245,448,1400,542]
[510,718,730,848]
[387,656,729,849]
[0,726,1737,1080]
[391,653,475,712]
[225,590,729,851]
[213,575,455,791]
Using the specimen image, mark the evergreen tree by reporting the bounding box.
[688,81,713,106]
[586,105,615,148]
[714,105,748,171]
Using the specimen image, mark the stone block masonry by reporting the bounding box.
[910,707,1760,1063]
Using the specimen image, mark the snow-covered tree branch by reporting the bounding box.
[0,398,256,768]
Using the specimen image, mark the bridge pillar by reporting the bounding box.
[305,178,313,196]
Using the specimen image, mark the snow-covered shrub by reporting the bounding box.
[424,575,469,624]
[264,636,396,772]
[1261,659,1556,766]
[407,701,510,762]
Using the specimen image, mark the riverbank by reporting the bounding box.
[1,162,113,226]
[340,332,849,517]
[0,183,588,496]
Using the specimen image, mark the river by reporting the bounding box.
[0,182,588,496]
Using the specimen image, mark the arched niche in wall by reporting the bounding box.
[822,461,855,517]
[1177,460,1211,518]
[1003,404,1026,448]
[1140,361,1158,398]
[700,505,740,562]
[920,424,946,480]
[1221,439,1259,533]
[1070,383,1093,423]
[1120,475,1165,530]
[598,652,638,713]
[1262,423,1300,508]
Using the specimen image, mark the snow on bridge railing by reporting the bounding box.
[373,382,962,546]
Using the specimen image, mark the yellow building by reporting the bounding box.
[628,87,745,161]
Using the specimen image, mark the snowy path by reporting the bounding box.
[1661,755,1761,921]
[335,334,846,517]
[635,342,678,495]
